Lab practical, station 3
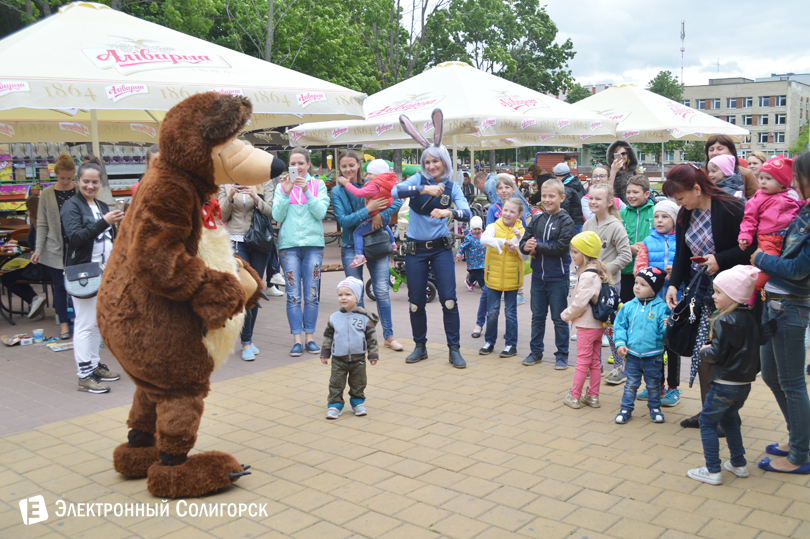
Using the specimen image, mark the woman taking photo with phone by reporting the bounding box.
[218,177,281,361]
[61,161,124,393]
[607,140,639,204]
[272,147,330,357]
[663,164,755,430]
[31,153,77,339]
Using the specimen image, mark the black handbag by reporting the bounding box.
[243,194,274,254]
[64,262,103,299]
[363,227,393,261]
[665,267,710,357]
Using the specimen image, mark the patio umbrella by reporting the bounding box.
[0,1,366,150]
[572,85,750,144]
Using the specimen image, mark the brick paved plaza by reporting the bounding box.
[1,241,808,538]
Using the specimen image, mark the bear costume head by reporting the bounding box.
[99,93,282,498]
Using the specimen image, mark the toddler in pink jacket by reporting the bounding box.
[738,156,801,294]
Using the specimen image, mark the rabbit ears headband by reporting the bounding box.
[399,108,444,149]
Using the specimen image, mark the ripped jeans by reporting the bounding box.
[279,246,323,335]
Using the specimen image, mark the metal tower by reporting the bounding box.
[680,21,685,84]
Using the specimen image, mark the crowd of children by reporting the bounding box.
[319,155,807,485]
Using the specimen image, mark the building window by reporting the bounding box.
[727,98,737,109]
[757,132,769,144]
[742,115,753,126]
[665,152,674,161]
[681,100,690,107]
[775,113,786,125]
[710,98,720,110]
[759,96,770,107]
[727,116,737,125]
[742,97,753,108]
[759,114,769,125]
[637,152,646,161]
[743,135,751,143]
[776,95,787,107]
[775,132,785,143]
[695,99,706,110]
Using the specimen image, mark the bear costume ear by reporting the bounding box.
[199,95,253,143]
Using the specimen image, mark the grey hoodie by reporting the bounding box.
[320,306,379,361]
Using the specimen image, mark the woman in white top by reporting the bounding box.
[60,162,124,394]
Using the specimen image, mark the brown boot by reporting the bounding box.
[146,451,250,498]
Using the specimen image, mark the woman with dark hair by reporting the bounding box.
[704,135,758,199]
[61,162,123,393]
[331,150,404,351]
[663,163,756,430]
[607,140,639,204]
[528,165,554,206]
[750,152,810,474]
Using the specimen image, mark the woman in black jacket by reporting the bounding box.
[61,162,124,394]
[662,164,756,430]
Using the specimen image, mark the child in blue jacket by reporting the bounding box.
[613,267,672,425]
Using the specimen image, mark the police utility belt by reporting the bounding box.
[401,234,454,255]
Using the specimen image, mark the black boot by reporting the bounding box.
[406,343,428,364]
[449,345,466,369]
[680,413,700,428]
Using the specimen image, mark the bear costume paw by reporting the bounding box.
[146,451,249,498]
[113,443,161,478]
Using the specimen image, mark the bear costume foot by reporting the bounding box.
[113,430,160,478]
[146,451,250,498]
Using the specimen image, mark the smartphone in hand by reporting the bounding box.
[289,166,299,179]
[690,256,707,263]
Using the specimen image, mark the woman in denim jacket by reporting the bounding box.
[751,151,810,474]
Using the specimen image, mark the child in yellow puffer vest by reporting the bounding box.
[479,197,529,358]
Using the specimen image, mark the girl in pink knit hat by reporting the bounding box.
[738,156,802,296]
[688,265,761,485]
[707,154,745,199]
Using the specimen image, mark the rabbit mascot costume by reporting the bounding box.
[392,109,471,368]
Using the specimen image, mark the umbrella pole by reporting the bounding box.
[91,109,100,159]
[661,141,665,181]
[452,136,458,182]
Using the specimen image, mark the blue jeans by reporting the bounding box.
[529,278,569,361]
[485,288,518,347]
[352,217,395,257]
[45,265,70,324]
[699,382,751,473]
[467,268,487,327]
[234,241,271,345]
[341,245,393,339]
[620,354,664,412]
[278,246,323,335]
[404,245,459,346]
[573,224,583,235]
[761,298,810,466]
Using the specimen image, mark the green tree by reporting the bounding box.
[637,70,686,162]
[565,83,592,104]
[418,0,575,95]
[682,141,705,162]
[788,125,809,155]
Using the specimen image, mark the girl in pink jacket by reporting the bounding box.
[738,156,801,294]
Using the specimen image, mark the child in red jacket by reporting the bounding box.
[338,159,399,268]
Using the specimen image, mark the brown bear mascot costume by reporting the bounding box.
[97,92,284,498]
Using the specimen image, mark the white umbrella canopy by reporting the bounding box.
[573,85,750,143]
[287,61,618,146]
[0,1,365,144]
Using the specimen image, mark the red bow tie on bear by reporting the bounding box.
[201,199,222,229]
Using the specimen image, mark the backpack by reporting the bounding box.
[584,269,619,323]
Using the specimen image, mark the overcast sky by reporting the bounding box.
[544,0,810,88]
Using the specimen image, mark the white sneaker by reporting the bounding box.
[723,460,749,478]
[28,296,47,319]
[266,285,284,297]
[325,408,342,420]
[687,466,722,485]
[352,404,367,416]
[270,273,286,286]
[601,334,609,347]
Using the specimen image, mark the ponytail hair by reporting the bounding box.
[53,153,75,175]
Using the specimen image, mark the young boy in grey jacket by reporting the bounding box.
[320,277,379,419]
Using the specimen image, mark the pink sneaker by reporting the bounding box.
[348,255,367,268]
[465,279,474,292]
[391,243,398,252]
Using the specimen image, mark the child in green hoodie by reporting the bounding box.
[619,175,655,304]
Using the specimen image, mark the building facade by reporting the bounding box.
[682,75,810,159]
